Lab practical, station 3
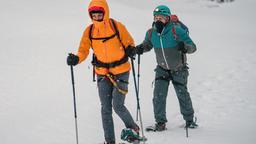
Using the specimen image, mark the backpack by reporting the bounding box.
[170,15,189,40]
[88,18,127,81]
[88,18,123,44]
[147,15,189,66]
[147,15,189,42]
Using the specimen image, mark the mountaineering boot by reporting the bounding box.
[155,122,166,131]
[103,141,115,144]
[121,127,147,143]
[145,122,166,132]
[133,126,140,135]
[185,118,198,129]
[121,128,140,143]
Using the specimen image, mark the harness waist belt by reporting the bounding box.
[92,55,128,68]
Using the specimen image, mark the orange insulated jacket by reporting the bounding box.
[77,0,135,75]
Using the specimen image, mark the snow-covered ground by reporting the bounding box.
[1,0,256,144]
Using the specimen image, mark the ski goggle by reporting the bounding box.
[154,8,167,13]
[153,8,170,16]
[88,6,105,14]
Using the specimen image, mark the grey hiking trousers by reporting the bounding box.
[153,65,194,123]
[97,71,138,142]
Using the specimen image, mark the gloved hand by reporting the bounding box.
[177,42,187,53]
[125,45,136,58]
[135,44,144,55]
[67,53,79,66]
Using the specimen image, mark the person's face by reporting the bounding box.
[91,13,104,21]
[154,15,167,23]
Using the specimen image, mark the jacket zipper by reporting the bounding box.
[104,21,108,63]
[159,28,170,70]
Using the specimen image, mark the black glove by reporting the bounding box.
[125,46,136,58]
[67,53,79,66]
[135,44,144,55]
[177,42,187,53]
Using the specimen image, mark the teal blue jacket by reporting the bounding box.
[141,21,196,71]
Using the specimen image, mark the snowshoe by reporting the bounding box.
[145,122,166,132]
[121,128,147,143]
[185,117,198,129]
[101,141,116,144]
[99,142,126,144]
[185,121,198,129]
[99,141,126,144]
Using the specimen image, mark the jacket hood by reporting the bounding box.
[88,0,109,21]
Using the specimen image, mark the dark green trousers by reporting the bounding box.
[153,65,194,123]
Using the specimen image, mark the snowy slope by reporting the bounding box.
[0,0,256,144]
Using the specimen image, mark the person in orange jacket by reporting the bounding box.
[67,0,139,143]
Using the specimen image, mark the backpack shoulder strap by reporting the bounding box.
[171,25,178,41]
[109,18,126,49]
[88,24,96,82]
[89,19,119,43]
[88,23,94,43]
[109,18,120,40]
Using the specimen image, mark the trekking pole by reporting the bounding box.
[69,54,79,144]
[136,54,141,121]
[92,54,96,82]
[186,127,188,138]
[185,117,197,137]
[130,57,146,143]
[92,66,96,82]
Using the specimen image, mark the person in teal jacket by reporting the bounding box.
[136,5,198,131]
